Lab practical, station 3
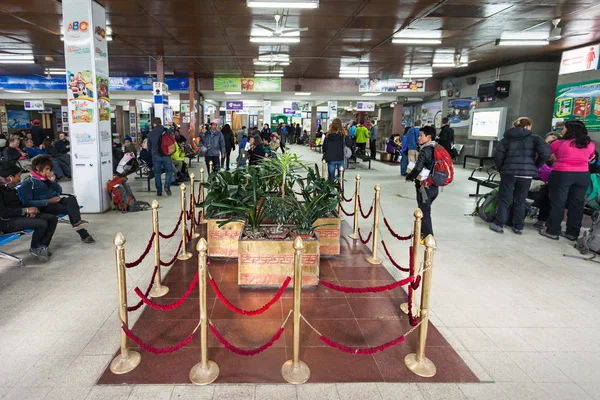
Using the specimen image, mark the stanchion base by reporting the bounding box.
[281,360,310,384]
[400,302,421,317]
[189,360,220,385]
[366,256,383,265]
[404,353,437,378]
[177,252,193,261]
[109,351,141,375]
[348,233,359,240]
[149,284,169,298]
[192,232,201,239]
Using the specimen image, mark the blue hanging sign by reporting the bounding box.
[0,76,189,91]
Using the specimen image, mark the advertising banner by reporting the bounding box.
[420,101,443,128]
[328,101,338,119]
[214,77,282,92]
[7,110,30,129]
[447,98,478,128]
[226,101,244,111]
[0,106,9,133]
[356,102,375,112]
[263,100,271,126]
[0,75,189,91]
[559,44,599,75]
[24,100,45,110]
[292,101,310,112]
[358,78,426,93]
[554,79,600,130]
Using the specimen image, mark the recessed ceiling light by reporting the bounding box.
[247,0,318,9]
[295,92,311,96]
[250,36,300,44]
[362,93,382,97]
[225,92,242,95]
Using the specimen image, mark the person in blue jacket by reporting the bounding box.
[400,127,410,176]
[404,120,422,174]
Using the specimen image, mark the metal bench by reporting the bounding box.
[0,229,33,267]
[468,166,500,197]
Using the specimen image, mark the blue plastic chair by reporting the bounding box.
[0,229,34,267]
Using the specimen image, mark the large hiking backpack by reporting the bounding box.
[575,211,600,254]
[107,176,150,212]
[476,188,499,222]
[585,173,600,211]
[116,152,140,177]
[423,145,454,187]
[159,130,176,156]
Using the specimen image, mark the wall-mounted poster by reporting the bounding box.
[420,101,443,128]
[214,77,281,92]
[559,44,599,75]
[7,110,31,129]
[554,79,600,130]
[402,105,415,128]
[293,101,310,112]
[447,98,478,128]
[358,78,426,93]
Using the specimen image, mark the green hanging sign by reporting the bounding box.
[214,77,281,92]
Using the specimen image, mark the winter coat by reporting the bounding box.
[23,146,45,158]
[249,145,265,166]
[147,125,166,157]
[0,184,26,219]
[323,133,351,162]
[53,139,70,155]
[405,127,420,151]
[495,127,551,178]
[171,143,185,162]
[387,138,399,154]
[203,130,226,157]
[2,147,22,163]
[355,126,370,144]
[17,177,62,209]
[260,128,271,142]
[223,130,235,151]
[31,126,44,147]
[438,125,454,154]
[406,141,436,183]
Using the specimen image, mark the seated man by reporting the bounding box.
[0,161,58,261]
[18,155,95,244]
[53,132,71,155]
[139,139,153,170]
[123,136,137,157]
[22,138,70,180]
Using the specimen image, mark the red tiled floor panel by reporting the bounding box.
[98,222,478,384]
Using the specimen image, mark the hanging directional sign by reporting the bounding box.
[226,101,244,111]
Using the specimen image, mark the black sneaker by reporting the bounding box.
[165,189,172,196]
[40,246,52,257]
[561,232,578,241]
[157,192,162,197]
[72,220,89,231]
[81,235,96,244]
[539,227,559,240]
[533,220,545,229]
[29,247,49,262]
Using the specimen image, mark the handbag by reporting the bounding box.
[342,137,352,159]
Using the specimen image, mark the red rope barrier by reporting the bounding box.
[210,276,291,316]
[319,333,406,355]
[122,324,197,354]
[383,218,412,241]
[134,272,199,311]
[125,232,156,269]
[358,228,372,245]
[160,240,183,266]
[341,192,353,203]
[209,323,284,356]
[127,266,158,312]
[319,276,414,294]
[339,203,355,217]
[186,227,193,241]
[381,240,410,272]
[408,246,419,327]
[159,211,183,239]
[358,196,373,219]
[195,210,202,225]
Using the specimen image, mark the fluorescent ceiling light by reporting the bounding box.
[258,54,289,61]
[250,37,300,43]
[496,39,549,46]
[225,92,242,95]
[255,73,284,77]
[500,31,548,40]
[295,92,311,96]
[339,73,369,78]
[394,30,442,39]
[253,61,290,66]
[403,73,433,78]
[392,39,442,44]
[362,93,382,97]
[45,69,66,75]
[247,1,318,9]
[4,90,30,93]
[106,36,113,41]
[432,63,468,68]
[0,54,34,60]
[0,60,35,64]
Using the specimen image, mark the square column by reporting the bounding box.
[62,0,112,213]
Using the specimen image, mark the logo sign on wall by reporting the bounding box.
[559,44,599,75]
[24,100,45,110]
[283,108,295,114]
[226,101,244,111]
[356,102,375,112]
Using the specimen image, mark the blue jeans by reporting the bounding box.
[328,160,345,191]
[400,151,409,175]
[152,156,174,194]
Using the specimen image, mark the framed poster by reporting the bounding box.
[554,79,600,130]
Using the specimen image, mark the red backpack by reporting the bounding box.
[423,145,454,187]
[159,130,177,156]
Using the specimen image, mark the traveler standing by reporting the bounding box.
[355,120,369,154]
[295,123,302,145]
[490,117,550,235]
[437,118,454,154]
[369,120,378,159]
[323,118,352,183]
[540,120,595,241]
[400,127,410,176]
[348,121,357,139]
[221,124,235,170]
[203,122,225,173]
[30,120,45,147]
[147,117,174,196]
[260,123,271,142]
[237,126,247,145]
[405,121,422,173]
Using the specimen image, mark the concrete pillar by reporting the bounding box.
[392,104,405,135]
[311,106,317,136]
[0,99,6,136]
[357,111,366,123]
[157,58,165,83]
[189,73,196,139]
[115,105,124,143]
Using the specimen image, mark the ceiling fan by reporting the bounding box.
[548,18,590,41]
[254,15,308,36]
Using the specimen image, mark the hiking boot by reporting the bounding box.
[29,247,49,262]
[72,220,89,231]
[512,228,523,235]
[539,227,559,240]
[561,232,578,241]
[165,188,172,196]
[489,223,504,234]
[81,235,96,244]
[533,220,545,229]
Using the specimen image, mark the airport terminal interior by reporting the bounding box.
[0,0,600,399]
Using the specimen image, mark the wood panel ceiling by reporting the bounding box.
[0,0,598,79]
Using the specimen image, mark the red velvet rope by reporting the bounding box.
[339,203,355,217]
[319,276,414,293]
[210,276,291,316]
[383,218,412,241]
[186,227,193,241]
[342,192,353,203]
[358,228,372,245]
[209,323,284,356]
[320,333,406,355]
[195,210,202,225]
[134,272,199,311]
[160,240,183,266]
[127,266,158,312]
[159,211,183,239]
[381,240,410,272]
[358,196,373,219]
[122,324,196,354]
[125,232,156,269]
[408,246,419,326]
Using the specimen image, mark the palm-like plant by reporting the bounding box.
[259,152,308,197]
[285,192,339,235]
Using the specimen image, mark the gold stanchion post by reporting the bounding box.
[347,175,361,240]
[281,237,310,384]
[405,234,437,378]
[401,209,423,315]
[209,160,213,174]
[199,168,207,224]
[366,184,383,265]
[189,173,201,239]
[321,159,327,179]
[109,232,142,374]
[178,184,193,261]
[337,167,344,217]
[150,200,169,297]
[190,238,220,385]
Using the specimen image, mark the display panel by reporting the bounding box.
[468,107,508,140]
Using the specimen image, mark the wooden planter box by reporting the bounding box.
[314,212,342,256]
[238,229,320,288]
[207,219,245,258]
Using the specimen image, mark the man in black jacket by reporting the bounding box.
[406,126,438,238]
[53,132,70,155]
[490,117,550,234]
[30,120,45,147]
[437,118,454,154]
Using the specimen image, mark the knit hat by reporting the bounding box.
[0,161,21,178]
[124,136,132,142]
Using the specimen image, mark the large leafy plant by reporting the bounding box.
[259,152,308,196]
[198,168,251,219]
[285,192,339,235]
[296,164,342,215]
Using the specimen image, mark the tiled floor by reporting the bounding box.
[1,145,599,399]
